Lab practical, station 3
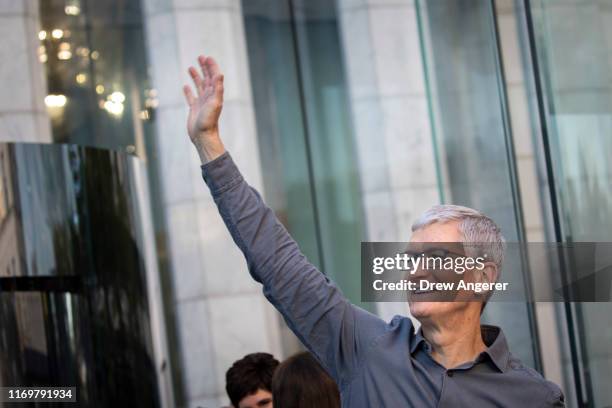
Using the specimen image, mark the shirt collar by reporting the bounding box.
[410,325,427,354]
[481,324,510,373]
[410,324,510,373]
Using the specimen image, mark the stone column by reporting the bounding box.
[337,0,440,322]
[142,0,282,406]
[0,0,51,143]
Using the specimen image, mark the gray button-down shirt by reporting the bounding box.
[201,152,565,407]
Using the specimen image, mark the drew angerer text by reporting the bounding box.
[372,279,509,293]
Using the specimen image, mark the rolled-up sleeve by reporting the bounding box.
[201,152,387,388]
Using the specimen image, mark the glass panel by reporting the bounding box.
[291,0,365,307]
[242,0,321,269]
[417,0,537,367]
[0,143,159,406]
[528,0,612,405]
[242,0,366,308]
[0,145,23,278]
[39,0,155,154]
[0,290,159,406]
[12,145,81,277]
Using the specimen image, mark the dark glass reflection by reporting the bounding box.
[0,143,159,407]
[39,0,155,153]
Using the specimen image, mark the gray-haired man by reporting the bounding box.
[182,55,564,407]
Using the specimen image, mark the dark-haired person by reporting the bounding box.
[272,352,340,408]
[225,353,279,408]
[182,56,564,407]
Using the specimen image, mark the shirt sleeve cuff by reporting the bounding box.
[200,151,244,196]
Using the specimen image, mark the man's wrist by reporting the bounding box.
[201,151,242,196]
[193,130,226,164]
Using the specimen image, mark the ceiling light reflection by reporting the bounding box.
[45,94,67,108]
[109,91,125,103]
[103,100,124,117]
[65,5,80,15]
[58,50,72,60]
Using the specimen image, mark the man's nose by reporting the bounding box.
[409,263,430,279]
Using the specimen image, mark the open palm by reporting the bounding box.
[183,55,225,144]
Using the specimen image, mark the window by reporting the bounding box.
[243,0,366,308]
[528,0,612,405]
[39,0,155,154]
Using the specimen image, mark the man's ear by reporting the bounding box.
[477,262,498,285]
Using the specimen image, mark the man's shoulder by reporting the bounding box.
[366,314,416,348]
[506,354,565,404]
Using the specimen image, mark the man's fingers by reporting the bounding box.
[183,85,196,105]
[190,55,223,100]
[189,66,205,95]
[198,55,211,88]
[203,57,218,89]
[214,74,224,102]
[207,57,222,78]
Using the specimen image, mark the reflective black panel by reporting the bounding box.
[0,143,159,407]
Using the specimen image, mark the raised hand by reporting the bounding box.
[183,55,226,163]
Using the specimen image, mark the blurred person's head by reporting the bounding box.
[226,352,279,408]
[408,204,504,322]
[272,352,340,408]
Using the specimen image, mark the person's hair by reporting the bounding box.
[272,352,340,408]
[226,352,279,407]
[411,204,506,311]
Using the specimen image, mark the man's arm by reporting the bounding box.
[182,55,389,387]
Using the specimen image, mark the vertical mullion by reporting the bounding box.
[489,0,543,374]
[287,0,328,273]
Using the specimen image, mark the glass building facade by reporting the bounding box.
[0,0,610,406]
[243,0,366,309]
[38,0,154,153]
[527,1,612,404]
